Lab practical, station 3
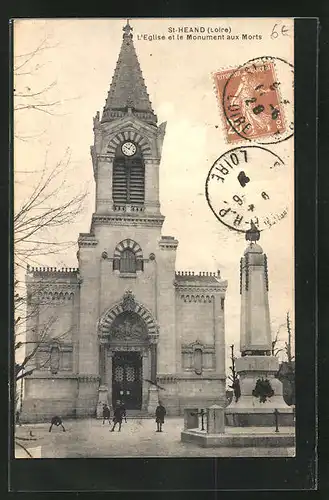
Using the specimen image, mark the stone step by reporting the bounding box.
[125,410,152,419]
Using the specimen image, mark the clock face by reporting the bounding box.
[121,141,137,157]
[205,146,290,233]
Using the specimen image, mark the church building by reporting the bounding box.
[21,22,228,421]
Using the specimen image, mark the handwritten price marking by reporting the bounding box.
[271,23,290,40]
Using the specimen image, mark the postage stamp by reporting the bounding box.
[213,57,294,145]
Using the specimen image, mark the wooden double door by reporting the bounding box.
[112,352,142,410]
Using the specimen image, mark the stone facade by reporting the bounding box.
[21,22,228,422]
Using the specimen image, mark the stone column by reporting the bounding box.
[99,344,106,384]
[76,246,100,417]
[144,158,161,215]
[96,342,109,418]
[214,295,225,376]
[157,238,178,375]
[142,350,149,410]
[148,341,159,413]
[96,159,113,214]
[150,343,157,381]
[106,350,113,408]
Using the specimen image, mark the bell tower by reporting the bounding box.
[76,21,177,417]
[90,20,166,228]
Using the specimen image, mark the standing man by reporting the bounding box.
[49,415,66,432]
[15,410,21,426]
[110,400,127,432]
[155,401,166,432]
[102,404,111,425]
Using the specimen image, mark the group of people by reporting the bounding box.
[103,400,127,432]
[47,400,167,433]
[102,400,167,432]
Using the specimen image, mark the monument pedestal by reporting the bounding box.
[181,399,295,448]
[183,408,199,429]
[207,405,225,434]
[225,356,294,426]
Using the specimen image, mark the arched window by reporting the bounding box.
[113,239,144,274]
[50,345,60,374]
[194,348,203,375]
[112,145,145,206]
[120,249,137,273]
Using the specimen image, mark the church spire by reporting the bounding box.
[101,20,157,125]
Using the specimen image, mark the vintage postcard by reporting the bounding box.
[13,18,295,461]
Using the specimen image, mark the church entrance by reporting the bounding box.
[98,291,159,413]
[112,351,142,410]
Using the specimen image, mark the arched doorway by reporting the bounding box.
[110,311,148,410]
[98,291,158,412]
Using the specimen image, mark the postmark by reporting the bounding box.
[205,145,289,232]
[213,56,294,145]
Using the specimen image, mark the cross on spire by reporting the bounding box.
[101,20,157,125]
[123,19,133,39]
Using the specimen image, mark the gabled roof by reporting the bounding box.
[102,21,157,126]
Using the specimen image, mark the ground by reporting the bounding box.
[15,418,295,458]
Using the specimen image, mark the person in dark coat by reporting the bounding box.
[155,401,166,432]
[49,415,66,432]
[102,404,111,424]
[110,400,126,432]
[15,410,21,426]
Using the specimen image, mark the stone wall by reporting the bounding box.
[21,376,78,422]
[156,376,226,416]
[176,298,215,346]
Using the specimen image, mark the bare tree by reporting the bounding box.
[273,312,295,406]
[13,34,87,452]
[271,312,295,361]
[285,311,294,363]
[14,148,86,270]
[271,322,286,357]
[14,31,87,269]
[14,35,79,141]
[15,272,75,382]
[14,34,87,269]
[14,272,75,456]
[227,344,241,403]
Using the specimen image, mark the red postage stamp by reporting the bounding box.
[213,61,287,144]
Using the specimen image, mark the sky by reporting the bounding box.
[14,18,295,369]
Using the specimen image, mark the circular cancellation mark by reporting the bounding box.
[205,145,290,233]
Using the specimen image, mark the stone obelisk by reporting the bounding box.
[225,223,293,426]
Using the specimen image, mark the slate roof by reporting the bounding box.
[102,21,157,125]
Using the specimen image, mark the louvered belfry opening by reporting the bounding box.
[112,149,145,206]
[120,249,137,273]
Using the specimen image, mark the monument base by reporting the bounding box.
[225,356,294,426]
[181,428,295,448]
[225,406,294,427]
